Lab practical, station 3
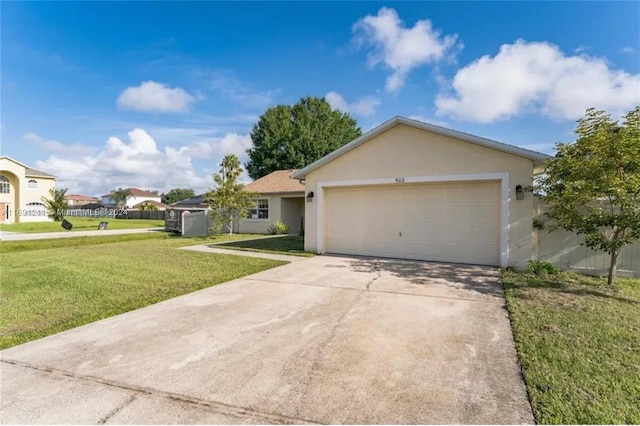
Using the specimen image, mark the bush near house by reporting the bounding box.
[267,221,289,235]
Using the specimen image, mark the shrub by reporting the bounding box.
[527,260,560,275]
[267,221,289,235]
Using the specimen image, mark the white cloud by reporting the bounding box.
[23,132,95,155]
[325,91,381,116]
[181,133,252,161]
[436,39,640,123]
[621,47,635,54]
[35,129,251,196]
[210,72,277,108]
[407,115,450,128]
[117,81,196,113]
[352,7,460,92]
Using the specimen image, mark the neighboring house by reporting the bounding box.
[0,156,56,223]
[65,194,99,206]
[293,116,551,268]
[101,188,161,208]
[172,171,305,234]
[237,170,305,234]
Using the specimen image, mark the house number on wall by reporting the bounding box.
[395,177,406,183]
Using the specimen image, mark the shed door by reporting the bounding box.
[324,181,500,266]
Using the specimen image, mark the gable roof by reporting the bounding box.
[26,168,56,178]
[244,170,305,194]
[292,116,552,179]
[102,188,160,198]
[0,156,56,178]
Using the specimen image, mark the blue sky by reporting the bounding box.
[2,1,639,196]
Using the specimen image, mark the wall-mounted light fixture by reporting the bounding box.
[306,191,314,202]
[515,185,524,201]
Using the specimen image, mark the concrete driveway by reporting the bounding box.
[0,255,533,424]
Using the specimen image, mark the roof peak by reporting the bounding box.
[293,116,551,179]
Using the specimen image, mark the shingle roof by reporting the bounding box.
[243,170,305,194]
[65,194,99,201]
[171,194,208,207]
[25,167,56,178]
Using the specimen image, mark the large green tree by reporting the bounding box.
[41,187,68,221]
[205,154,256,234]
[161,188,195,204]
[535,107,640,286]
[246,96,362,179]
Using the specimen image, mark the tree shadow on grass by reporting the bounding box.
[505,273,639,305]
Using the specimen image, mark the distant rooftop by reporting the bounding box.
[102,188,160,197]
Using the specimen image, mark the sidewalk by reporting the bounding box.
[179,244,306,262]
[0,228,164,241]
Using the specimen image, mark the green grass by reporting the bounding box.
[0,233,283,349]
[214,235,314,257]
[0,232,264,254]
[0,217,164,233]
[503,271,640,424]
[0,232,169,253]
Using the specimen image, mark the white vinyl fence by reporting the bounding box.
[533,199,640,278]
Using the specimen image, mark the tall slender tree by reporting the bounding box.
[205,154,256,234]
[111,188,132,209]
[41,187,68,221]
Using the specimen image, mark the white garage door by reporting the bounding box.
[324,181,501,266]
[20,202,49,223]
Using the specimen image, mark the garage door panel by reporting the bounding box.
[325,181,500,266]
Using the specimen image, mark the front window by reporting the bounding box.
[28,179,38,189]
[249,199,269,219]
[0,176,10,194]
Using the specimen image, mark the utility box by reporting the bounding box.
[165,208,211,236]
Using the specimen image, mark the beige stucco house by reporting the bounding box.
[293,117,551,268]
[236,170,305,234]
[0,156,56,223]
[65,194,99,206]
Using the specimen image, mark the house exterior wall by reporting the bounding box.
[126,195,160,208]
[0,157,55,223]
[302,124,536,267]
[281,197,305,234]
[101,194,161,207]
[67,198,97,206]
[237,193,304,234]
[534,198,640,277]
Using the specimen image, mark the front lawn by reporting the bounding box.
[503,271,640,424]
[214,235,313,257]
[0,217,164,233]
[0,233,284,349]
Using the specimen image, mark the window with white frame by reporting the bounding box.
[0,176,10,194]
[28,179,38,189]
[249,199,269,219]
